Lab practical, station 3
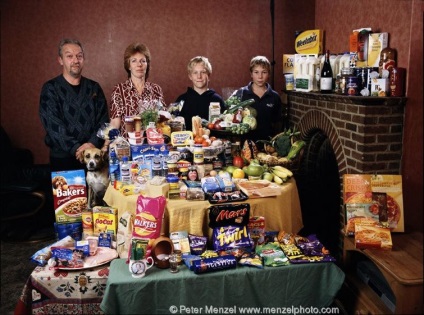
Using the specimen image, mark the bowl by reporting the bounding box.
[151,236,174,269]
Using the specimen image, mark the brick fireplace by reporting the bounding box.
[285,91,407,256]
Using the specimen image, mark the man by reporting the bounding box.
[175,56,226,131]
[39,39,109,171]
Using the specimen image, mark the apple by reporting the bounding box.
[233,156,244,168]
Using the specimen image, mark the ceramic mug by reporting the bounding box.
[129,257,154,278]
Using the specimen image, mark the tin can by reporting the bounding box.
[346,76,359,96]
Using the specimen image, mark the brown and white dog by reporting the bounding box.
[83,148,110,208]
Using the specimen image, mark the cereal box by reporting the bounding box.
[51,169,87,223]
[343,174,404,234]
[295,29,323,54]
[92,206,118,240]
[367,33,388,67]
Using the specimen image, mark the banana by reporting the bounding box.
[272,165,293,177]
[273,174,283,184]
[271,169,289,181]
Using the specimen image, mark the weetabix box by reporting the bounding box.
[295,29,323,54]
[367,32,388,67]
[52,169,87,223]
[343,174,404,234]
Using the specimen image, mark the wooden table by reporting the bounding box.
[341,231,423,314]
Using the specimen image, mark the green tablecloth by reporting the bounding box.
[100,259,345,314]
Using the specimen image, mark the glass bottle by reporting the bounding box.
[320,50,333,94]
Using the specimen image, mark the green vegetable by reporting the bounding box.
[242,115,257,130]
[225,98,255,114]
[287,140,306,160]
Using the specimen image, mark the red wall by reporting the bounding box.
[1,0,422,231]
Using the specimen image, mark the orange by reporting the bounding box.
[232,168,245,179]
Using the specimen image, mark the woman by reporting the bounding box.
[109,43,165,138]
[232,56,283,143]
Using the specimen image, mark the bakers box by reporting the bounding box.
[52,169,87,223]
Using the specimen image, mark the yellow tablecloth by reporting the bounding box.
[104,179,303,258]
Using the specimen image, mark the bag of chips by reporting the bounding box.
[127,195,166,262]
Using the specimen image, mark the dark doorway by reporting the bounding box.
[294,129,341,258]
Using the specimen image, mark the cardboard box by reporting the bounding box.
[349,28,371,63]
[209,102,221,122]
[92,206,118,240]
[52,169,87,223]
[343,174,404,233]
[130,144,168,161]
[367,33,388,67]
[237,180,281,198]
[371,78,389,96]
[355,223,392,250]
[282,54,295,74]
[295,29,323,54]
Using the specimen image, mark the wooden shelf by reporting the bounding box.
[340,231,423,314]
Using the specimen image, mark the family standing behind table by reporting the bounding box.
[39,39,283,171]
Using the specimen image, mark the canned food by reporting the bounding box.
[346,76,359,96]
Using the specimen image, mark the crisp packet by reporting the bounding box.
[255,242,289,267]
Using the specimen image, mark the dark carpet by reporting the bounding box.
[1,228,55,315]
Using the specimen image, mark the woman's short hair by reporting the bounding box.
[124,43,151,79]
[187,56,212,75]
[58,39,84,57]
[249,56,271,73]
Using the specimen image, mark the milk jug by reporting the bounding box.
[307,55,320,91]
[334,54,343,77]
[295,55,312,92]
[339,53,351,72]
[330,54,337,79]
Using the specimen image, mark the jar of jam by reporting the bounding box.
[340,68,353,95]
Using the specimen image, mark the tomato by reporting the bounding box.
[207,123,215,130]
[194,136,204,144]
[233,156,244,168]
[202,139,210,147]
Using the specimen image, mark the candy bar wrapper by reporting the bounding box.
[188,234,208,255]
[193,255,237,274]
[208,203,250,228]
[212,225,252,251]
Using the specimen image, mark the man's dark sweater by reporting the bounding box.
[39,75,109,158]
[175,87,226,131]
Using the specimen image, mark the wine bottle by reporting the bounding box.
[320,49,333,94]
